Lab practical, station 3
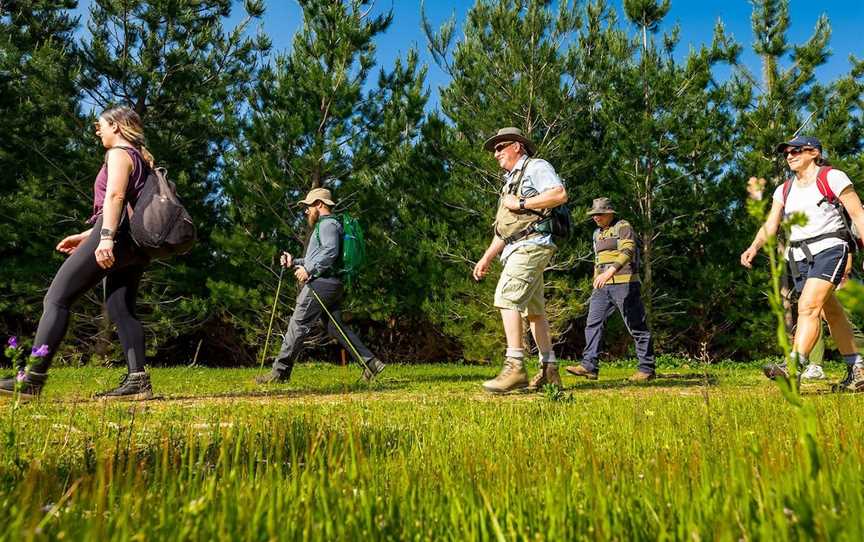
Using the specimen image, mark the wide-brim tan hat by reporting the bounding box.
[298,187,335,207]
[483,127,536,156]
[587,197,616,216]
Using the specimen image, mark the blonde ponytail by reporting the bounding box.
[99,105,155,167]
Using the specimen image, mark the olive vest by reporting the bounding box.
[493,159,549,244]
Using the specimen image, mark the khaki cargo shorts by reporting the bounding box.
[494,244,556,316]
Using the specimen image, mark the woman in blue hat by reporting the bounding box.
[740,136,864,392]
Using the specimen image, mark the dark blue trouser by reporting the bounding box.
[582,282,654,374]
[273,278,375,374]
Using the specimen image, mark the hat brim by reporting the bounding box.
[299,197,336,207]
[483,133,536,156]
[774,141,802,153]
[774,141,821,153]
[587,209,615,216]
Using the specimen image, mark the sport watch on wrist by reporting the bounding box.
[519,198,526,210]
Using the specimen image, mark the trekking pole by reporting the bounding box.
[306,285,373,377]
[791,111,817,139]
[259,266,285,373]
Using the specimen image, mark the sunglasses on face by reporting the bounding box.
[784,147,815,156]
[494,141,515,153]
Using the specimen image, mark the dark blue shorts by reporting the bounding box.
[789,244,848,294]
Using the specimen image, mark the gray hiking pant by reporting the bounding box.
[582,282,655,374]
[272,278,375,374]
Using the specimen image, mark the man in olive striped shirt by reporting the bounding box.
[566,198,656,382]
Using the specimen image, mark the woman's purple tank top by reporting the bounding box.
[88,147,150,224]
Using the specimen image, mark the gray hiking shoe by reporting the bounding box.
[94,372,153,401]
[361,358,386,381]
[482,357,528,394]
[255,366,292,384]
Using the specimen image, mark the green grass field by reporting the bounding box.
[1,362,863,541]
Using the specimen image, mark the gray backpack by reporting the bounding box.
[128,167,196,258]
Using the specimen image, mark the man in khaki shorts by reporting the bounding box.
[473,127,568,393]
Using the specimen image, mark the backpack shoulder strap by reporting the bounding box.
[314,215,341,244]
[781,177,793,205]
[503,158,531,196]
[815,166,836,203]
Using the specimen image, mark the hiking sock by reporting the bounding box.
[539,351,557,364]
[790,351,807,369]
[843,353,863,366]
[505,348,525,360]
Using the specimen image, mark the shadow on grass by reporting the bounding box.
[34,370,726,404]
[51,372,490,404]
[566,372,719,392]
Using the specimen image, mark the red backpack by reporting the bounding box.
[781,166,861,253]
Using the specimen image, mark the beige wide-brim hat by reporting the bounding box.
[586,197,616,216]
[298,187,335,207]
[483,127,536,156]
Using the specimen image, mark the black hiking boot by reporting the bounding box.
[361,357,385,381]
[94,372,153,401]
[254,367,292,385]
[0,370,47,401]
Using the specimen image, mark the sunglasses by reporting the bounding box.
[494,141,515,153]
[783,147,816,156]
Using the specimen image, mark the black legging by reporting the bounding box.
[30,217,149,373]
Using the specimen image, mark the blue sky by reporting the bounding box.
[74,1,863,111]
[233,0,863,109]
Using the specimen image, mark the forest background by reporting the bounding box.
[2,0,863,367]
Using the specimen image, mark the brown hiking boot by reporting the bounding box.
[482,357,528,394]
[528,364,562,392]
[844,363,864,393]
[565,365,598,380]
[628,370,656,383]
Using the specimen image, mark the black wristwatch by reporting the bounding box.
[100,228,115,240]
[519,198,526,210]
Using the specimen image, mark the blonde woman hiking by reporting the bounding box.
[1,106,155,400]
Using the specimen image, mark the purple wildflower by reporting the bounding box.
[30,344,50,358]
[16,370,26,383]
[6,336,18,349]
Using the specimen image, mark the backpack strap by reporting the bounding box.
[502,158,531,196]
[782,166,835,206]
[815,166,835,204]
[314,215,341,245]
[781,177,793,205]
[104,146,148,223]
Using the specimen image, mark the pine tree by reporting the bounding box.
[0,1,89,346]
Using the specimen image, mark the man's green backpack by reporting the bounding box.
[315,214,366,286]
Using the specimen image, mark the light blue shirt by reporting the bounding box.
[500,155,564,261]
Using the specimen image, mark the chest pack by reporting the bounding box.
[493,158,571,244]
[781,166,861,256]
[314,214,366,286]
